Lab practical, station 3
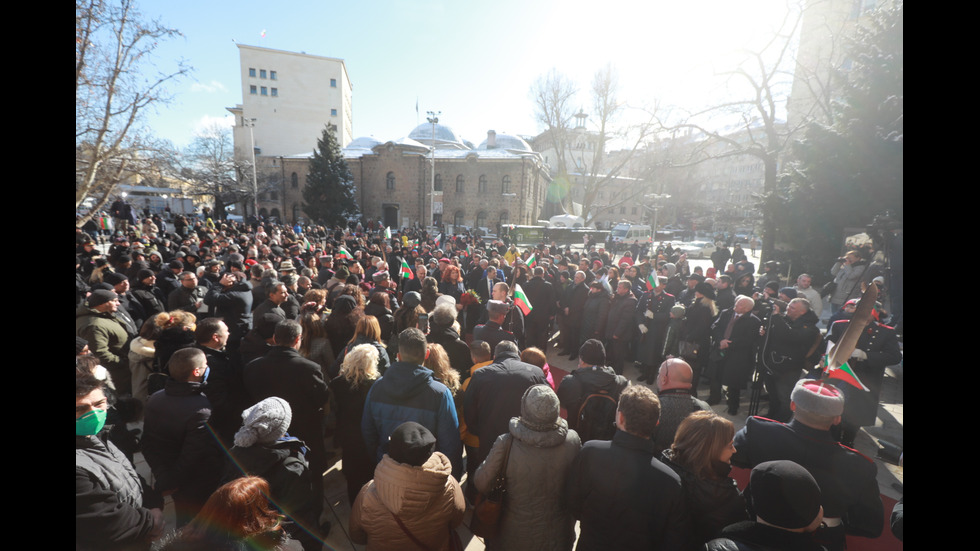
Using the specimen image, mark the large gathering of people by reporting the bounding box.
[76,210,901,550]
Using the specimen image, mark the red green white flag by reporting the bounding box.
[823,358,870,391]
[384,226,392,239]
[645,272,658,291]
[513,284,533,316]
[525,253,537,269]
[335,247,351,261]
[399,258,415,280]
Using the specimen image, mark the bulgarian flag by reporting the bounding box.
[822,357,870,391]
[645,272,658,291]
[384,226,392,239]
[399,258,415,280]
[458,247,469,258]
[434,233,442,248]
[525,253,537,269]
[335,247,352,261]
[513,283,533,316]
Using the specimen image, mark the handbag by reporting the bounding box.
[819,280,837,298]
[470,435,513,539]
[678,340,700,359]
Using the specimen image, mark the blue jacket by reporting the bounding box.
[362,361,462,480]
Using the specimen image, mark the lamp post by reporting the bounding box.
[426,111,440,230]
[244,117,258,218]
[644,192,671,245]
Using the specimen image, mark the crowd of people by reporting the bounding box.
[76,211,901,550]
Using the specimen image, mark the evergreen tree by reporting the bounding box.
[303,125,359,225]
[781,1,903,275]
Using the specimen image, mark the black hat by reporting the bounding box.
[579,339,606,366]
[87,289,118,308]
[779,287,798,299]
[137,269,155,281]
[388,422,436,467]
[695,281,716,300]
[102,272,128,286]
[747,460,822,530]
[403,291,422,309]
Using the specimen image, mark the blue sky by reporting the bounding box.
[139,0,800,150]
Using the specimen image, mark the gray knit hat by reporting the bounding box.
[234,397,292,447]
[519,384,562,432]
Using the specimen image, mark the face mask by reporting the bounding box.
[76,409,107,436]
[203,366,211,382]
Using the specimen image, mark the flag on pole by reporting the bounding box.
[384,226,392,239]
[399,258,415,280]
[513,284,533,316]
[335,247,352,261]
[823,358,870,391]
[434,233,442,248]
[525,253,537,269]
[645,272,658,291]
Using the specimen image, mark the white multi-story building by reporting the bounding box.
[227,44,353,162]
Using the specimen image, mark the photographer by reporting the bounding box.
[758,297,820,421]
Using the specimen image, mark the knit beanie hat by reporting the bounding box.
[519,384,562,432]
[579,339,606,366]
[388,421,436,467]
[88,289,118,308]
[234,397,292,447]
[747,460,822,530]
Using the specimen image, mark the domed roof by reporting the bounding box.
[346,136,383,150]
[408,122,468,149]
[477,132,533,153]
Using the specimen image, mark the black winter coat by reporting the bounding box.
[660,451,748,550]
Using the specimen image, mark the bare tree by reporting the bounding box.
[660,7,804,263]
[75,0,189,227]
[531,65,658,227]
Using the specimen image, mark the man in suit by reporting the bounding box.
[708,295,762,415]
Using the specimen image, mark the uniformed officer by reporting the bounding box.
[635,275,676,381]
[732,379,883,551]
[823,307,901,446]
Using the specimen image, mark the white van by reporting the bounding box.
[610,223,652,244]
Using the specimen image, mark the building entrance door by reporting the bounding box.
[383,205,399,229]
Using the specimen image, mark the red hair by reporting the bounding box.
[182,477,282,542]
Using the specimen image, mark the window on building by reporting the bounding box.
[502,175,511,194]
[454,211,465,227]
[476,211,487,228]
[260,69,267,79]
[330,78,337,87]
[499,211,509,225]
[386,172,395,190]
[455,175,464,193]
[270,70,277,80]
[631,207,638,215]
[434,174,443,192]
[261,86,268,96]
[249,85,257,95]
[478,175,488,194]
[620,207,626,214]
[271,88,278,97]
[331,109,337,116]
[249,68,256,77]
[291,172,298,189]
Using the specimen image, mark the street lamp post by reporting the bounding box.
[426,111,440,230]
[244,117,258,219]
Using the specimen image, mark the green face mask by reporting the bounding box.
[76,409,107,436]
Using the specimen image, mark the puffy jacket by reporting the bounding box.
[350,453,465,551]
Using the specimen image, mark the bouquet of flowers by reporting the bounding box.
[460,289,482,307]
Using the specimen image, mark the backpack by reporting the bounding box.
[576,387,619,442]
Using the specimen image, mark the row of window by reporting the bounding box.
[386,173,513,194]
[249,85,278,97]
[248,68,278,80]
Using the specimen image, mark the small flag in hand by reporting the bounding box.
[400,258,415,280]
[823,359,870,391]
[513,284,533,316]
[335,247,351,261]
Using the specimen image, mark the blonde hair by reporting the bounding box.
[423,343,459,394]
[339,343,380,390]
[154,310,197,331]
